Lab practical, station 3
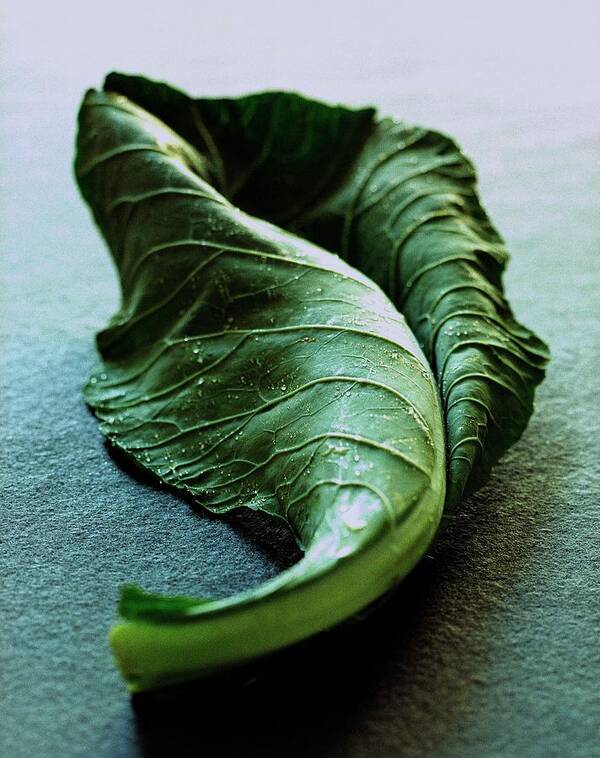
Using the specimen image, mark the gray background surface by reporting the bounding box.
[1,2,599,756]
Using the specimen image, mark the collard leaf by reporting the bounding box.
[76,90,446,690]
[105,73,549,507]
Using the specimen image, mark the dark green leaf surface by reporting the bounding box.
[301,121,549,506]
[75,90,446,690]
[105,73,549,507]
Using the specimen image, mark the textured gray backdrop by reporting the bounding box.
[1,2,599,756]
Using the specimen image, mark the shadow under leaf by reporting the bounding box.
[105,396,566,758]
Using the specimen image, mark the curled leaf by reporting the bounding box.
[76,89,446,691]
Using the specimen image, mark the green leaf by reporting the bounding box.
[105,73,549,507]
[75,89,446,691]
